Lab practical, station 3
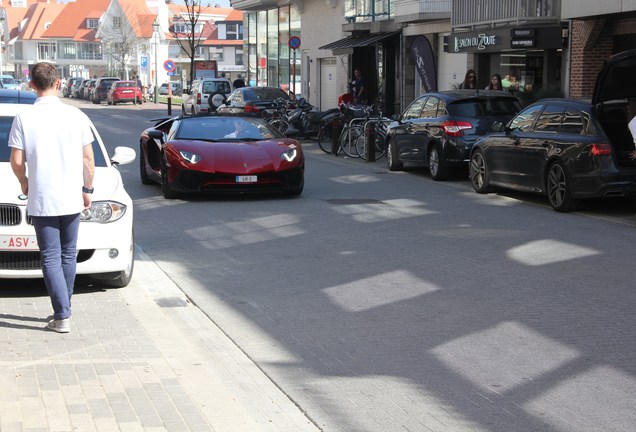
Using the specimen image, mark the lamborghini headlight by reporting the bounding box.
[281,147,298,162]
[180,150,202,164]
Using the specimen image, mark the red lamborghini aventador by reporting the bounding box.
[139,114,304,198]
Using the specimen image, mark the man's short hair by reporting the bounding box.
[31,62,60,91]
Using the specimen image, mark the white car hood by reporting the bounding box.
[0,163,126,204]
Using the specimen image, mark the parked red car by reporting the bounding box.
[107,81,143,105]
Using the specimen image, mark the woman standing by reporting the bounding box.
[459,69,477,89]
[485,73,503,90]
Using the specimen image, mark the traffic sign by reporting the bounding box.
[140,56,148,68]
[288,36,301,50]
[163,59,176,73]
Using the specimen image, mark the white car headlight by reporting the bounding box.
[281,148,297,162]
[180,150,202,164]
[81,201,127,223]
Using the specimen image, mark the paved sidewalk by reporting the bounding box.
[0,248,319,432]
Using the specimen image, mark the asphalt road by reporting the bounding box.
[79,99,636,432]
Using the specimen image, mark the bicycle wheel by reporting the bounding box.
[339,125,363,158]
[269,119,289,134]
[317,123,333,154]
[355,131,386,160]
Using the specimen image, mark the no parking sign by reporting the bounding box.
[163,59,176,73]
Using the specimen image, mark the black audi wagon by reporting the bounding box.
[385,90,522,180]
[469,49,636,212]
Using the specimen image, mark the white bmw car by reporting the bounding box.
[0,103,136,287]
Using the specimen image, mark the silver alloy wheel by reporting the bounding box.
[470,151,486,190]
[547,163,566,208]
[429,147,440,177]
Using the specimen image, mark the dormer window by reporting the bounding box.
[87,19,99,29]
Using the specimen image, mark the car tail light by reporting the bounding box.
[441,120,473,137]
[591,143,611,156]
[244,103,261,113]
[196,93,201,104]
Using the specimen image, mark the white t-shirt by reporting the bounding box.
[629,115,636,145]
[8,96,94,216]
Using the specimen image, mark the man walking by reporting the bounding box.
[9,62,95,333]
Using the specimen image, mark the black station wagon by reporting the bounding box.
[469,49,636,212]
[386,90,522,180]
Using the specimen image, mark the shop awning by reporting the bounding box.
[319,32,399,54]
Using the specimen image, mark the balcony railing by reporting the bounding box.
[394,0,451,19]
[344,0,394,23]
[452,0,561,28]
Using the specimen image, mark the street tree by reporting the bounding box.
[97,6,141,79]
[169,0,211,87]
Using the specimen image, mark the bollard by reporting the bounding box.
[167,97,172,115]
[331,116,341,156]
[366,121,376,162]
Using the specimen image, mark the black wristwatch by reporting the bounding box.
[82,186,94,194]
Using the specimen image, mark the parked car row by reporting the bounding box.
[385,49,636,212]
[63,76,142,105]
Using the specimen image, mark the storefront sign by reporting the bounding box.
[511,28,535,38]
[511,28,535,48]
[449,26,563,53]
[453,33,497,52]
[511,39,535,48]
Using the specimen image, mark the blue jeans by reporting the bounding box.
[31,214,80,320]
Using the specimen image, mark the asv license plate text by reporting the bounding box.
[0,235,39,251]
[236,175,257,183]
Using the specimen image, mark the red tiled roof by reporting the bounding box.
[224,10,243,21]
[116,0,155,38]
[21,1,65,40]
[3,0,39,40]
[43,0,109,42]
[200,39,244,46]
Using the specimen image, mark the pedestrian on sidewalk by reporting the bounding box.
[628,99,636,160]
[9,61,95,334]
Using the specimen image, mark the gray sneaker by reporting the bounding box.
[46,318,70,333]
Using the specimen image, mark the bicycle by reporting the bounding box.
[354,116,392,160]
[317,104,371,157]
[264,98,292,134]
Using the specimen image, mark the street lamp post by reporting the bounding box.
[153,19,159,104]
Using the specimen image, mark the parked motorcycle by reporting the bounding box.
[289,98,340,140]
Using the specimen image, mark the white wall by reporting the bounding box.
[299,0,350,109]
[437,33,468,90]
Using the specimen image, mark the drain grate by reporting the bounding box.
[155,297,188,308]
[324,199,385,205]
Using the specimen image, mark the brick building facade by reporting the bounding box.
[567,12,636,98]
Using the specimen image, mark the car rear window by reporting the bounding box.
[202,81,231,94]
[116,82,135,88]
[448,98,521,117]
[242,88,290,102]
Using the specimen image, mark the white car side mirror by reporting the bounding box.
[111,146,136,165]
